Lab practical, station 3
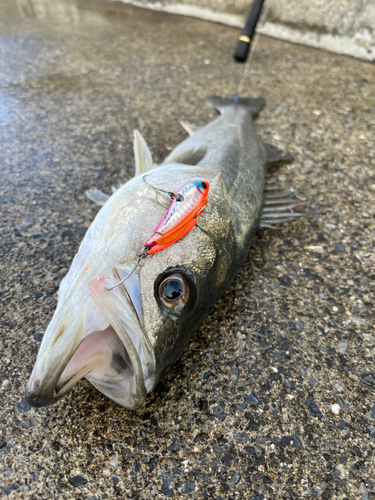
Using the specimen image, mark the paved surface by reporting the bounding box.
[1,0,375,498]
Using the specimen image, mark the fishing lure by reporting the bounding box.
[144,179,209,255]
[107,179,209,291]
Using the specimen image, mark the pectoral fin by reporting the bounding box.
[85,189,110,206]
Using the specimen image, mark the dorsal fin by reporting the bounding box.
[163,145,207,166]
[179,120,201,136]
[134,130,154,176]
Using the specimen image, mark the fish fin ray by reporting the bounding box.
[163,145,207,166]
[85,189,110,206]
[260,223,283,230]
[134,129,154,176]
[260,178,315,228]
[206,95,265,117]
[265,143,294,166]
[179,120,201,136]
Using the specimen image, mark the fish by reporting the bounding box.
[25,95,306,409]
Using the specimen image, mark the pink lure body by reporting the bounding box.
[145,180,209,255]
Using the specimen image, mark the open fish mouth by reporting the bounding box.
[25,266,154,409]
[54,325,134,399]
[25,323,138,408]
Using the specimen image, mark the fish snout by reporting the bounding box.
[25,362,59,407]
[25,264,154,409]
[24,311,85,408]
[25,378,55,408]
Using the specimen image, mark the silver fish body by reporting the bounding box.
[25,96,270,409]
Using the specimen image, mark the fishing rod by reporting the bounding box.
[233,0,266,63]
[233,0,269,100]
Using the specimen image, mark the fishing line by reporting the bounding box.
[106,253,146,291]
[234,1,270,98]
[143,174,184,202]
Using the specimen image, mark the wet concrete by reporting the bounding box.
[1,0,375,498]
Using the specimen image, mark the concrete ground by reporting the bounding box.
[0,0,375,499]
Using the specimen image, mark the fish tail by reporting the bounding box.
[206,95,265,117]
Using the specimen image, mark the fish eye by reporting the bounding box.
[155,269,197,314]
[158,274,189,310]
[201,181,208,190]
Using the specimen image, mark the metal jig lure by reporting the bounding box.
[107,179,209,291]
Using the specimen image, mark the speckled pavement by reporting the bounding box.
[1,1,375,499]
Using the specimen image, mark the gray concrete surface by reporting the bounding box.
[1,0,375,498]
[119,0,375,61]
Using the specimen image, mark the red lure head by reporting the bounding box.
[144,179,210,255]
[195,180,209,196]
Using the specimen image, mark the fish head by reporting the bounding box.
[25,164,232,409]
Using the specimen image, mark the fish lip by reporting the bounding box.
[25,387,54,408]
[25,360,72,408]
[25,381,75,408]
[25,373,62,408]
